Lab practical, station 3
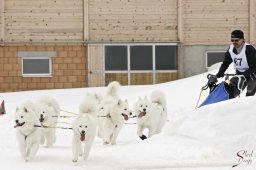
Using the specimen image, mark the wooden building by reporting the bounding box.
[0,0,255,92]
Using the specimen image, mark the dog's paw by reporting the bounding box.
[140,135,147,140]
[103,141,109,145]
[21,153,26,159]
[111,141,116,145]
[40,136,45,145]
[45,145,52,148]
[46,141,54,147]
[25,156,30,162]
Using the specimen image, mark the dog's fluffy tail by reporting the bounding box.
[79,98,97,116]
[106,81,120,98]
[150,90,167,108]
[85,92,102,104]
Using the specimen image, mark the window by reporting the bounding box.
[130,45,152,70]
[155,45,177,70]
[22,58,51,76]
[105,46,127,71]
[18,51,57,77]
[105,44,177,71]
[206,51,225,67]
[104,44,178,85]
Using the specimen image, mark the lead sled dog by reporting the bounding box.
[14,101,41,161]
[72,98,98,162]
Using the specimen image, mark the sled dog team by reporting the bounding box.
[14,81,167,162]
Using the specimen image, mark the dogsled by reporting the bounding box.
[196,74,246,108]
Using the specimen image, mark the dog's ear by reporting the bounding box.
[77,114,83,119]
[117,99,122,106]
[94,93,100,100]
[46,102,52,108]
[72,125,79,134]
[16,107,19,112]
[99,106,104,110]
[87,108,92,113]
[24,107,28,113]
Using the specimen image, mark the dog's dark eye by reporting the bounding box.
[79,125,82,128]
[124,108,127,111]
[146,105,147,107]
[140,105,143,107]
[85,126,87,128]
[21,116,24,118]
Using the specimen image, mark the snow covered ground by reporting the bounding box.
[0,68,256,170]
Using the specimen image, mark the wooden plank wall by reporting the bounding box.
[2,0,255,45]
[253,0,256,44]
[4,0,83,43]
[0,0,4,43]
[183,0,249,45]
[88,0,177,42]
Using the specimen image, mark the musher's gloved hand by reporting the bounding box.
[208,75,218,85]
[216,73,224,78]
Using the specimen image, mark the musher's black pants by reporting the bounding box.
[229,76,256,98]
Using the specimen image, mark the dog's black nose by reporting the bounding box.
[81,130,85,134]
[143,108,146,112]
[130,112,132,115]
[40,114,43,117]
[15,120,19,124]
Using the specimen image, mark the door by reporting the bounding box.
[87,44,104,87]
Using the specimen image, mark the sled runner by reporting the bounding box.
[196,74,245,108]
[0,100,6,115]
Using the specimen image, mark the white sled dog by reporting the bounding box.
[35,96,60,147]
[14,101,41,161]
[72,98,97,162]
[97,81,132,145]
[98,99,131,145]
[133,90,167,140]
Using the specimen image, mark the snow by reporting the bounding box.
[207,62,222,71]
[0,69,256,170]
